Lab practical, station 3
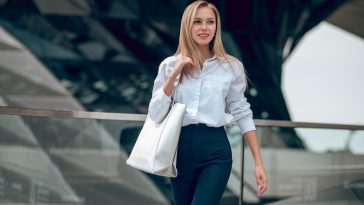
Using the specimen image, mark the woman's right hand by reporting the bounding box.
[171,56,197,78]
[163,56,197,96]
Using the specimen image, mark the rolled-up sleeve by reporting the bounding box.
[226,61,256,134]
[148,59,173,123]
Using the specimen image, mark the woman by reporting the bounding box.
[148,1,268,204]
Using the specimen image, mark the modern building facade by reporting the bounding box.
[0,0,363,204]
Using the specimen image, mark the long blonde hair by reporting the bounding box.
[175,0,235,78]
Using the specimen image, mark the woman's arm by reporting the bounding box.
[243,130,268,196]
[163,73,178,96]
[149,56,196,123]
[148,60,173,123]
[163,56,196,96]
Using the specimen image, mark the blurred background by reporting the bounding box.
[0,0,363,204]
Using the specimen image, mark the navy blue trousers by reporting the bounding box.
[171,124,232,205]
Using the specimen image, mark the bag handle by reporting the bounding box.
[171,77,180,105]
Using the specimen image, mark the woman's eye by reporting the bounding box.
[193,20,201,24]
[208,20,215,24]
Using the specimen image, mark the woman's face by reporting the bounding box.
[191,6,216,47]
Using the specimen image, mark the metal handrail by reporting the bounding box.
[0,106,146,121]
[1,106,364,130]
[1,105,364,205]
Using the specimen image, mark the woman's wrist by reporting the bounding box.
[254,158,264,167]
[255,162,264,167]
[163,79,173,97]
[168,72,179,81]
[170,66,182,79]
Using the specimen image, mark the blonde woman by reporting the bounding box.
[148,1,268,204]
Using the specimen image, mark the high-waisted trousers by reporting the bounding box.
[171,124,232,205]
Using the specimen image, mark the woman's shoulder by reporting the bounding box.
[219,55,245,75]
[158,55,178,74]
[160,55,178,66]
[217,54,240,64]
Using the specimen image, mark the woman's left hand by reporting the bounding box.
[255,164,268,196]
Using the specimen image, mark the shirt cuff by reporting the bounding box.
[156,89,172,105]
[236,117,256,135]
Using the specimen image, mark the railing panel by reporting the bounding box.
[226,124,364,205]
[0,113,169,205]
[0,107,363,205]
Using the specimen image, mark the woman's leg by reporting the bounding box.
[192,161,232,205]
[170,125,198,205]
[192,125,233,205]
[171,174,197,205]
[171,124,232,205]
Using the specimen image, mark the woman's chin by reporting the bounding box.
[196,41,212,47]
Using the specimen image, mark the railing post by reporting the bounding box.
[239,137,245,205]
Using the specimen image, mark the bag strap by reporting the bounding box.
[171,77,180,105]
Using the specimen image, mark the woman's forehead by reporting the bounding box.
[195,7,215,19]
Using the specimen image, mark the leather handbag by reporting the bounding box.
[126,88,186,177]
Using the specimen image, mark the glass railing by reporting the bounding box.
[0,106,363,205]
[231,120,364,205]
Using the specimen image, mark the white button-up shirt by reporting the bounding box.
[148,55,256,134]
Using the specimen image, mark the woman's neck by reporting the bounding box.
[198,45,213,62]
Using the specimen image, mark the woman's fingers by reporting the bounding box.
[258,175,268,196]
[176,56,199,72]
[255,166,268,196]
[181,56,195,66]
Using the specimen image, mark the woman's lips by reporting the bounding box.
[198,33,209,39]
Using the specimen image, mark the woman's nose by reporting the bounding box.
[201,22,207,30]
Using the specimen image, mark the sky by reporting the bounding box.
[282,22,364,154]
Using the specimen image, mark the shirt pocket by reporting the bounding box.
[203,76,229,98]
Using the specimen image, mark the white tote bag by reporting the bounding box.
[126,102,186,177]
